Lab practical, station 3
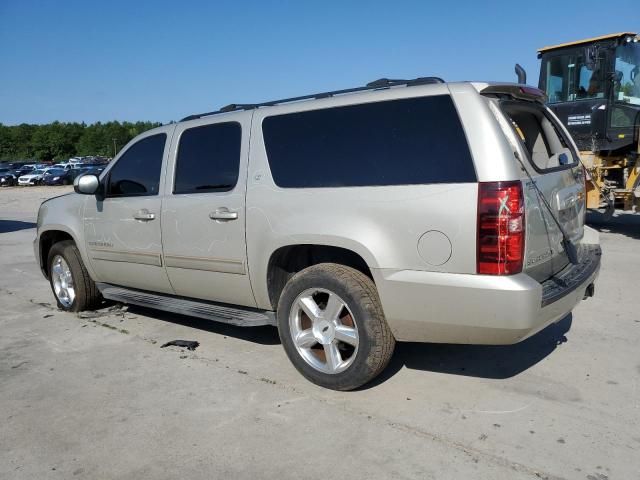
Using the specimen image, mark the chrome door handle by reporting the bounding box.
[133,209,155,221]
[209,208,238,221]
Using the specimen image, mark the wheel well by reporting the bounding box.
[266,244,373,309]
[39,231,74,277]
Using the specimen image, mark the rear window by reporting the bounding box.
[502,103,578,171]
[262,95,476,188]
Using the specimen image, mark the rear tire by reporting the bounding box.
[277,263,395,390]
[47,240,102,312]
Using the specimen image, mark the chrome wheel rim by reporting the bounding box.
[289,288,359,374]
[51,255,75,307]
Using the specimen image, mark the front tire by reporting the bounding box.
[277,263,395,390]
[47,240,102,312]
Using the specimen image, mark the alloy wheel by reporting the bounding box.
[51,255,75,308]
[289,288,359,374]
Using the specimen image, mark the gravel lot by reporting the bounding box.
[1,186,639,479]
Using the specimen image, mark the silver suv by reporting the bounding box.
[35,79,601,390]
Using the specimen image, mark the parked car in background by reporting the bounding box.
[53,163,73,171]
[0,168,18,186]
[18,168,49,186]
[13,166,36,178]
[78,166,105,177]
[41,168,82,185]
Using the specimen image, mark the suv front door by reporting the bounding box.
[83,128,175,294]
[161,116,255,307]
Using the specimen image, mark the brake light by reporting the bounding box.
[477,181,525,275]
[519,86,545,98]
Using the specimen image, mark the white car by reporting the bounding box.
[54,163,72,170]
[18,168,49,186]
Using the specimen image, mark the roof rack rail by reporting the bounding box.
[366,77,445,88]
[179,76,445,122]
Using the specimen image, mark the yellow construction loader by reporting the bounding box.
[518,32,640,217]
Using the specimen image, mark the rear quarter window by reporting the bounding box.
[262,95,476,188]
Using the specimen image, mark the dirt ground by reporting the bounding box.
[1,185,639,479]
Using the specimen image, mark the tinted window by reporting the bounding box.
[107,134,166,197]
[174,122,241,194]
[262,95,475,188]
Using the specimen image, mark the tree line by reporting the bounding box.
[0,121,163,162]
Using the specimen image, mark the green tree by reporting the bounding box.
[0,121,162,162]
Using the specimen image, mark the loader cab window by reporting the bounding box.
[614,42,640,104]
[611,42,640,127]
[545,53,605,103]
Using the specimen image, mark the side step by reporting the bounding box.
[96,283,276,327]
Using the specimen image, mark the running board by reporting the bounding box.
[96,283,276,327]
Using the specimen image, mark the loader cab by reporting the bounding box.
[538,32,640,153]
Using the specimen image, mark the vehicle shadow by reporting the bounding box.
[125,304,281,346]
[587,211,640,240]
[127,303,572,385]
[362,314,573,389]
[0,220,36,233]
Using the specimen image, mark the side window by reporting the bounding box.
[262,95,476,188]
[107,134,166,197]
[174,122,241,194]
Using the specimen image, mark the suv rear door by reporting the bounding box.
[498,101,586,281]
[160,115,256,307]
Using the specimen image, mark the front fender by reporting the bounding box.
[36,194,98,281]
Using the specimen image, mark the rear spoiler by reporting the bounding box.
[480,85,547,104]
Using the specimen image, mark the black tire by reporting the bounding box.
[47,240,102,312]
[277,263,395,391]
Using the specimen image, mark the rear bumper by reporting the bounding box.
[374,243,601,345]
[541,244,600,307]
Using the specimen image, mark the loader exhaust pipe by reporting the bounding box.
[515,64,527,84]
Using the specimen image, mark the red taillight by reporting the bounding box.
[477,181,525,275]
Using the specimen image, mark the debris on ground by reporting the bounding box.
[160,340,200,351]
[77,304,128,320]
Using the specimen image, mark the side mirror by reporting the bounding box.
[584,45,599,71]
[74,174,100,195]
[612,70,623,86]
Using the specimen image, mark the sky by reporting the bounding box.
[0,0,637,125]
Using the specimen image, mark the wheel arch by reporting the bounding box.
[38,227,78,278]
[265,243,375,310]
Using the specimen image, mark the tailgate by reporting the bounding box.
[500,101,586,282]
